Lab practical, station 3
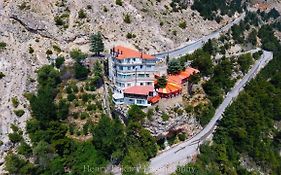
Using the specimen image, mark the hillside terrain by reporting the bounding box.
[0,0,281,174]
[0,0,228,168]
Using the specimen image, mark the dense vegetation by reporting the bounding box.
[176,24,281,175]
[192,0,244,21]
[5,56,156,174]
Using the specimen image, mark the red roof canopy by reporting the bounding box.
[124,85,154,96]
[113,46,155,60]
[148,95,161,103]
[168,67,199,85]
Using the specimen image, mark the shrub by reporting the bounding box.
[147,108,154,120]
[53,45,61,53]
[81,93,90,102]
[8,133,22,143]
[103,6,108,12]
[17,141,32,157]
[12,97,19,108]
[46,50,53,55]
[69,123,76,135]
[54,16,64,26]
[184,105,194,113]
[28,46,34,54]
[0,72,5,79]
[161,113,169,121]
[87,104,96,111]
[14,109,25,117]
[55,56,65,68]
[116,0,123,6]
[78,9,87,19]
[80,112,89,120]
[67,94,76,101]
[126,33,136,39]
[0,42,7,50]
[179,21,187,29]
[178,133,186,141]
[124,13,131,24]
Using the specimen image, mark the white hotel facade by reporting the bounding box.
[108,46,161,105]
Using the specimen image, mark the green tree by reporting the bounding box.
[17,141,32,157]
[203,39,215,55]
[56,99,69,120]
[168,59,183,74]
[248,29,257,46]
[5,153,36,174]
[188,73,200,95]
[92,115,126,160]
[74,62,89,80]
[156,75,167,88]
[70,49,87,63]
[238,53,253,74]
[128,105,146,122]
[191,50,213,76]
[55,56,65,69]
[90,32,104,56]
[30,85,57,121]
[37,65,61,88]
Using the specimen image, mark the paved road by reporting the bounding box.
[148,50,273,175]
[154,13,246,59]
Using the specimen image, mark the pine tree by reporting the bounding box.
[90,32,104,56]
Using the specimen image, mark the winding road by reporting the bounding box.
[148,50,273,175]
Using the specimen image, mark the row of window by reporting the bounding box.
[116,58,156,64]
[117,65,154,71]
[116,82,153,88]
[126,98,146,104]
[117,73,150,79]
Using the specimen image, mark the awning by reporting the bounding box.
[148,95,161,104]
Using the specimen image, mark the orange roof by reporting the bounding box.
[113,46,155,60]
[157,82,182,94]
[168,67,199,85]
[148,95,161,103]
[124,85,154,96]
[254,3,268,11]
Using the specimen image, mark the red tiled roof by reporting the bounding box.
[157,82,182,94]
[113,46,155,60]
[168,67,199,85]
[148,95,161,103]
[124,85,154,96]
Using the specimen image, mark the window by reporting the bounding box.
[140,83,144,86]
[137,99,145,104]
[140,65,143,69]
